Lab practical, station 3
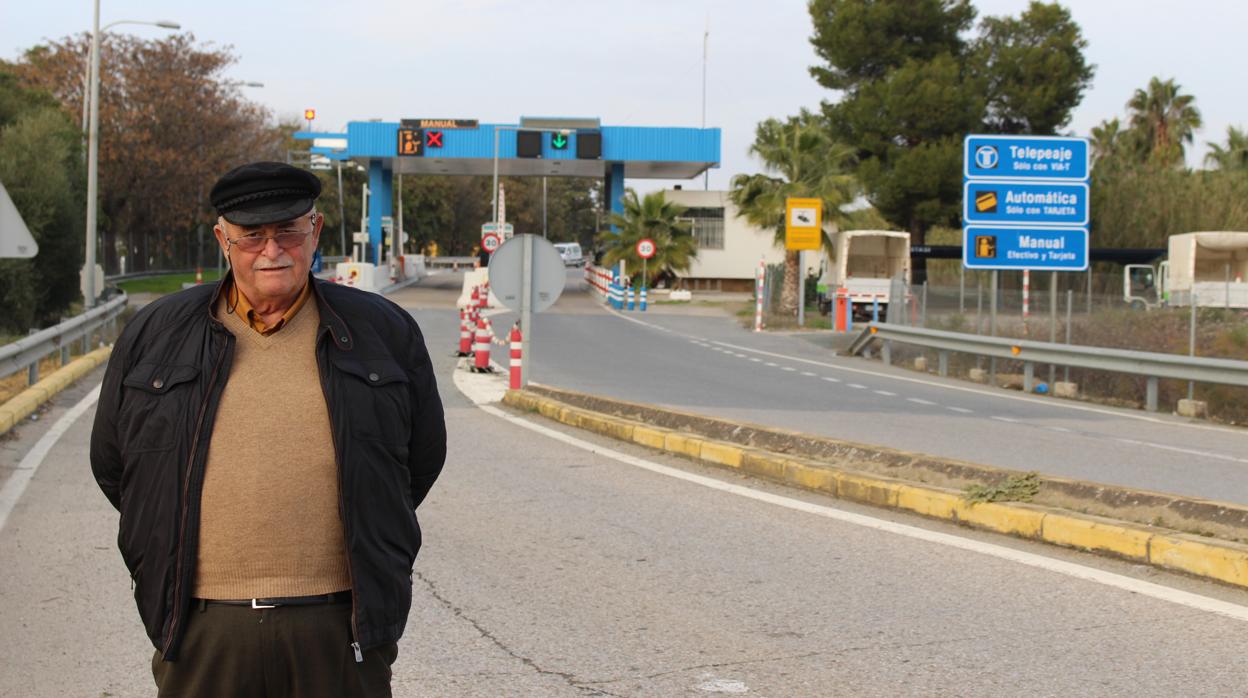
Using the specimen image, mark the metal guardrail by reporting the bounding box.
[0,294,128,385]
[850,322,1248,412]
[424,256,477,270]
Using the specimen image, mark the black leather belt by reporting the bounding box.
[198,590,352,609]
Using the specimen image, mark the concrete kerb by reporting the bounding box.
[501,387,1248,590]
[0,346,112,437]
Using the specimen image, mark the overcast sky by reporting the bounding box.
[3,1,1245,192]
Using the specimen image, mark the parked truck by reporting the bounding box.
[1124,231,1248,309]
[816,229,911,319]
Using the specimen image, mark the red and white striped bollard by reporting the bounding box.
[509,323,523,389]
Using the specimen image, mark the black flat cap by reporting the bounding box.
[210,161,322,226]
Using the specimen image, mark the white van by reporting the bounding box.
[554,242,584,267]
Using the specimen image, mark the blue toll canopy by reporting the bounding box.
[295,116,720,263]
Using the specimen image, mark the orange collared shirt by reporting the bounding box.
[229,280,312,336]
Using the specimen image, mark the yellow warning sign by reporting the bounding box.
[975,235,997,258]
[975,190,998,213]
[784,197,822,251]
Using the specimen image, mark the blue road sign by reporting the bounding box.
[963,181,1089,226]
[964,135,1089,181]
[962,226,1088,271]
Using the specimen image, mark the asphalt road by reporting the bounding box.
[437,269,1248,506]
[3,273,1248,696]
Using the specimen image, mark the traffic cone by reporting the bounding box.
[457,309,472,356]
[473,316,492,372]
[470,286,480,311]
[509,323,523,390]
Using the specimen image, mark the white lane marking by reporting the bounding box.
[821,377,841,383]
[457,378,1248,625]
[782,367,797,372]
[764,362,778,367]
[948,407,974,414]
[705,340,1248,438]
[801,372,816,377]
[734,354,748,359]
[1047,426,1072,433]
[0,386,101,533]
[907,398,936,406]
[874,390,897,397]
[992,416,1021,424]
[848,383,867,390]
[1113,438,1248,466]
[749,358,762,363]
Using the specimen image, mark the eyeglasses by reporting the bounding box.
[226,230,311,253]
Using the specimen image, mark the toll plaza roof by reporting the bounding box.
[296,116,720,179]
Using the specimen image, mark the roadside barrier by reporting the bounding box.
[509,323,523,389]
[626,286,635,311]
[472,316,493,372]
[457,309,472,356]
[640,287,648,312]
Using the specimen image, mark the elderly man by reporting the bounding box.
[90,162,446,697]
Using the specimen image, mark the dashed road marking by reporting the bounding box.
[782,367,797,372]
[821,377,841,383]
[992,416,1021,424]
[907,398,936,406]
[948,407,974,414]
[800,371,816,377]
[765,362,778,367]
[874,390,897,397]
[848,383,867,390]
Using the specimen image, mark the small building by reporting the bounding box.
[661,188,786,292]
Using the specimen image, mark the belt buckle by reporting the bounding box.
[251,599,276,609]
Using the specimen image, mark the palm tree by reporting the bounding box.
[1090,118,1123,163]
[595,189,697,287]
[1126,77,1202,167]
[729,112,857,314]
[1205,126,1248,171]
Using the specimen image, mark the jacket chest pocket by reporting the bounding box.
[332,357,412,446]
[120,363,200,453]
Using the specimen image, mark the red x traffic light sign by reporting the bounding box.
[426,130,443,148]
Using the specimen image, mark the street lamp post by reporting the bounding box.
[82,3,180,307]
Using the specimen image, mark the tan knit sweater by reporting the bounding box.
[192,294,350,599]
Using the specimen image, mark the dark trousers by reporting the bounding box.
[151,600,397,697]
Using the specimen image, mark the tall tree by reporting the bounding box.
[730,112,857,314]
[0,66,83,331]
[595,189,696,287]
[810,0,1093,280]
[1126,77,1202,168]
[1205,126,1248,172]
[14,33,284,273]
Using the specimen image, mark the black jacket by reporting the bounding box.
[90,275,446,660]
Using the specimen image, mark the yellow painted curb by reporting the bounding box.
[699,441,743,468]
[0,346,112,437]
[504,390,1248,590]
[631,425,667,449]
[956,500,1045,539]
[835,471,900,508]
[1150,534,1248,587]
[1040,511,1153,560]
[665,432,704,460]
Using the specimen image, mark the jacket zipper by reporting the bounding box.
[161,336,229,658]
[318,325,363,662]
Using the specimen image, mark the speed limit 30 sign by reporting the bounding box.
[636,238,656,259]
[481,232,501,253]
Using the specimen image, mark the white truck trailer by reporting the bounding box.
[818,229,911,319]
[1124,231,1248,309]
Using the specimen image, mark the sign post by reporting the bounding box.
[488,234,565,387]
[785,198,822,326]
[636,238,656,312]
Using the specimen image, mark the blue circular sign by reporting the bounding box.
[974,145,999,170]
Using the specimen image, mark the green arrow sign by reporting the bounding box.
[551,133,568,150]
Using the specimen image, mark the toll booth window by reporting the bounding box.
[517,130,542,158]
[577,131,602,159]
